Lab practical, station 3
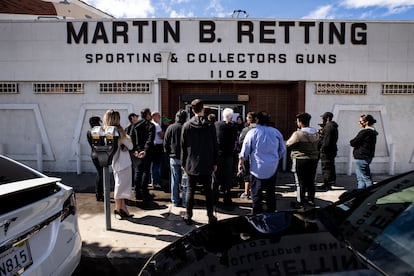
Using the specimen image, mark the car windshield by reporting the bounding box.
[320,171,414,275]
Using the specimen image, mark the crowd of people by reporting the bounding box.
[87,99,378,223]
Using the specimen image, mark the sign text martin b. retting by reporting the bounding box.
[66,20,367,79]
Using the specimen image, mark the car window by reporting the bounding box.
[0,156,41,184]
[320,171,414,275]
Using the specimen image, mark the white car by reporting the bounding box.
[0,155,82,276]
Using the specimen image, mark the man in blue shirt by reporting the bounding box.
[238,111,286,215]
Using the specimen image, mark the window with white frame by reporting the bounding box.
[99,82,151,94]
[315,83,367,95]
[0,83,19,94]
[33,82,84,94]
[382,83,414,95]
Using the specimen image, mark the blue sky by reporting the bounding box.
[84,0,414,20]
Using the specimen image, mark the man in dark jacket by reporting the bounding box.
[213,108,238,207]
[130,108,155,201]
[181,99,218,225]
[319,112,339,191]
[164,109,188,207]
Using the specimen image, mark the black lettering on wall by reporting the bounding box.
[199,21,216,42]
[351,23,367,45]
[113,21,128,43]
[279,21,295,43]
[132,21,149,43]
[260,21,276,43]
[318,22,324,44]
[164,21,180,42]
[329,22,345,44]
[238,21,254,43]
[67,22,88,44]
[152,21,157,43]
[299,21,316,44]
[92,22,109,44]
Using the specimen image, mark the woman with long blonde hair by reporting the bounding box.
[103,109,134,219]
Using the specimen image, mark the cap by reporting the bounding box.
[161,117,171,123]
[151,111,160,117]
[321,112,333,119]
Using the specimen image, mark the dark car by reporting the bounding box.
[139,170,414,275]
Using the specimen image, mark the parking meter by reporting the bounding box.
[90,126,119,166]
[90,125,119,230]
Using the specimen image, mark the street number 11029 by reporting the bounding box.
[210,70,258,79]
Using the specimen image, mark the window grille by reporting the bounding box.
[315,83,366,95]
[33,82,84,94]
[0,83,19,94]
[382,83,414,95]
[99,82,151,94]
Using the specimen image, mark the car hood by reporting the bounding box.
[139,212,366,275]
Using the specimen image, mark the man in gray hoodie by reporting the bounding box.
[286,112,320,209]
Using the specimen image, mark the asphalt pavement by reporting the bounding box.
[47,171,389,276]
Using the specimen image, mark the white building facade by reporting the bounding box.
[0,18,413,174]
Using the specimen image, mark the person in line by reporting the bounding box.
[286,112,320,209]
[238,111,286,215]
[213,108,238,207]
[350,114,378,189]
[125,113,139,184]
[130,108,156,201]
[164,109,188,207]
[103,109,134,219]
[318,112,339,191]
[181,99,218,225]
[125,113,139,135]
[234,115,245,189]
[86,116,104,202]
[238,112,257,199]
[151,111,164,190]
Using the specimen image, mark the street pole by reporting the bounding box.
[103,166,111,230]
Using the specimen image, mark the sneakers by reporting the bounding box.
[240,192,250,199]
[290,201,304,209]
[183,217,193,225]
[318,184,331,191]
[307,200,316,207]
[208,215,218,224]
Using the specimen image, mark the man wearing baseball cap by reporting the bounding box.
[319,112,339,191]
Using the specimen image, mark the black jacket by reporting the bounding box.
[164,120,184,159]
[181,115,218,176]
[215,120,238,157]
[350,127,378,159]
[319,121,339,155]
[130,119,155,153]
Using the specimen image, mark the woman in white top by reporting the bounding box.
[103,109,134,219]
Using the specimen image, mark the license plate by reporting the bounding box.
[0,240,33,276]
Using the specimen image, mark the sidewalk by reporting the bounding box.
[50,171,389,275]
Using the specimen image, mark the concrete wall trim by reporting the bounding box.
[0,103,54,161]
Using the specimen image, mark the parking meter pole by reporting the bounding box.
[103,166,111,230]
[90,125,118,231]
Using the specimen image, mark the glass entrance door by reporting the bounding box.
[185,104,245,122]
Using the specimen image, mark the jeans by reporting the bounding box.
[296,159,318,203]
[320,152,336,186]
[185,174,214,220]
[133,156,151,198]
[250,171,277,214]
[170,158,182,205]
[355,158,373,189]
